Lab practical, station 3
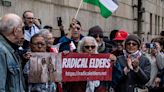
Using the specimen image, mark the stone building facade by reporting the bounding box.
[0,0,163,42]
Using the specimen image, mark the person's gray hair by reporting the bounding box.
[39,29,50,37]
[77,36,98,53]
[39,29,53,43]
[0,14,22,33]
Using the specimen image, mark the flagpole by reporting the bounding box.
[74,0,83,19]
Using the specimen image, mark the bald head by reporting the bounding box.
[0,13,23,34]
[0,13,24,46]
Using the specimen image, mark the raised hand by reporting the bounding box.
[127,55,133,70]
[109,54,117,64]
[131,58,140,72]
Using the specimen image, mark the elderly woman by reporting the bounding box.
[64,36,98,92]
[39,29,55,52]
[115,34,151,92]
[77,36,98,54]
[64,36,121,92]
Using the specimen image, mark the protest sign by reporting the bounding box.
[62,53,113,82]
[28,53,62,83]
[28,52,113,82]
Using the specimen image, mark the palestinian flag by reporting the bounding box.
[83,0,118,18]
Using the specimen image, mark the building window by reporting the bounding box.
[150,13,152,35]
[162,17,164,29]
[155,15,158,35]
[158,16,160,35]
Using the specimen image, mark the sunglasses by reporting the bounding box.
[76,27,81,30]
[70,23,81,30]
[84,45,96,49]
[71,27,81,30]
[126,42,137,46]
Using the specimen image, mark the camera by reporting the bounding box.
[57,17,62,26]
[145,43,156,48]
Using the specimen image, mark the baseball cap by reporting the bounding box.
[113,30,128,41]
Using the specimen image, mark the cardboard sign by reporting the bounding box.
[28,53,62,83]
[62,53,113,82]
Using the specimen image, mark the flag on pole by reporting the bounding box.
[83,0,118,18]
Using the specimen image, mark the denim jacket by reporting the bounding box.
[0,35,24,92]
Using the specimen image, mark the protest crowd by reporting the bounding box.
[0,4,164,92]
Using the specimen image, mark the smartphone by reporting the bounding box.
[57,17,62,26]
[145,43,156,48]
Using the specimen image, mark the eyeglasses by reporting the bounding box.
[92,35,103,38]
[76,27,81,30]
[126,42,137,46]
[25,17,35,20]
[84,45,96,49]
[72,27,81,30]
[32,42,46,46]
[70,24,81,30]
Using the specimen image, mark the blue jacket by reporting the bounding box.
[115,55,151,92]
[0,35,24,92]
[58,35,84,52]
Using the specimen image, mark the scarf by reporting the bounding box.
[98,42,105,53]
[123,50,142,59]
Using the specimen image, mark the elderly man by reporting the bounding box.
[22,10,40,49]
[0,13,25,91]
